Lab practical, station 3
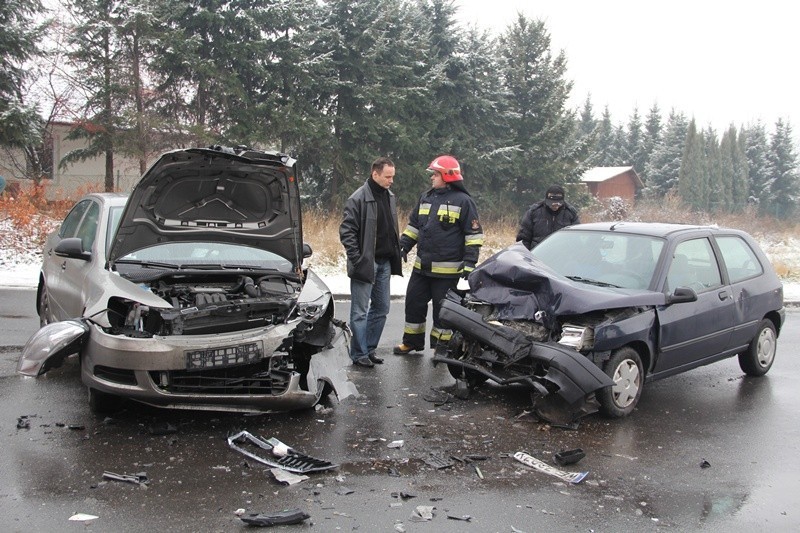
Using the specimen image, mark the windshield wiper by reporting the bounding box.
[114,259,179,269]
[182,263,277,270]
[566,275,621,288]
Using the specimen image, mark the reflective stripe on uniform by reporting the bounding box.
[403,224,419,240]
[418,203,432,216]
[465,232,484,246]
[436,204,462,221]
[431,328,453,341]
[403,322,427,335]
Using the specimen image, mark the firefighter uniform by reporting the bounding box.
[399,185,484,350]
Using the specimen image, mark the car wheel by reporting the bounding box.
[38,283,51,327]
[598,347,643,418]
[88,388,122,414]
[738,319,776,377]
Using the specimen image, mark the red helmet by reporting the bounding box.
[427,155,462,182]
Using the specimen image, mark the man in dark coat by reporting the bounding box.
[339,157,403,367]
[516,185,580,250]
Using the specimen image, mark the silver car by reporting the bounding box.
[19,146,355,413]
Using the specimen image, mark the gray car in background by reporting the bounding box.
[19,146,355,413]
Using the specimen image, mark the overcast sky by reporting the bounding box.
[454,0,796,134]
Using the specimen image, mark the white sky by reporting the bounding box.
[455,0,797,133]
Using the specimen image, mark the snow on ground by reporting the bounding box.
[2,217,798,301]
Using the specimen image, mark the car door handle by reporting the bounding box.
[718,291,729,301]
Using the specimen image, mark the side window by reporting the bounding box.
[59,200,91,238]
[666,238,722,292]
[716,236,763,283]
[75,201,100,252]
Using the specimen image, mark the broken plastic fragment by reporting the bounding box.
[513,451,587,484]
[102,471,148,486]
[410,505,435,522]
[554,448,585,466]
[387,440,404,449]
[700,459,711,468]
[270,468,309,485]
[423,453,454,470]
[239,509,310,527]
[227,431,337,473]
[69,513,99,522]
[447,514,472,521]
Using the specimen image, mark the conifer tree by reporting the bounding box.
[765,118,800,219]
[645,110,687,198]
[743,121,771,209]
[678,119,706,210]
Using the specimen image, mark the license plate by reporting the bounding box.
[185,342,263,370]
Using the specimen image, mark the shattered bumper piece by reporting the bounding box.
[513,451,587,484]
[436,298,614,423]
[102,471,149,485]
[228,431,337,473]
[239,508,310,527]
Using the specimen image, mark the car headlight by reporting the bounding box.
[558,325,594,351]
[296,292,329,323]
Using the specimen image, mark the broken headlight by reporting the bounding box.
[295,291,330,324]
[558,325,594,351]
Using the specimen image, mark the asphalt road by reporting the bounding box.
[1,288,799,532]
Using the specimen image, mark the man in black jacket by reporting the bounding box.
[516,185,580,250]
[339,157,403,367]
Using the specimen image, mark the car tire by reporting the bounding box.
[38,282,51,328]
[738,319,777,377]
[88,387,122,414]
[598,347,643,418]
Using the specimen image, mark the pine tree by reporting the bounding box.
[743,121,771,209]
[678,119,706,210]
[626,108,646,175]
[578,95,596,138]
[704,127,725,212]
[718,127,736,212]
[766,118,800,219]
[0,0,44,149]
[732,127,749,210]
[639,103,662,186]
[645,109,687,198]
[496,13,578,210]
[592,107,615,166]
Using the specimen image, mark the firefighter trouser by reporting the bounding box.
[401,271,457,350]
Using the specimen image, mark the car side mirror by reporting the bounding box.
[54,237,91,261]
[667,286,697,304]
[302,243,313,259]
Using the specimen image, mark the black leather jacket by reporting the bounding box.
[339,179,402,283]
[516,201,580,249]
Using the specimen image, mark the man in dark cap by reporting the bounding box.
[516,185,580,249]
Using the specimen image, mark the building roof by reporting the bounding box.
[581,166,644,187]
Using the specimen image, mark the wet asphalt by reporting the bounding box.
[1,288,799,532]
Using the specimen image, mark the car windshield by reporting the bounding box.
[117,242,294,272]
[530,230,665,290]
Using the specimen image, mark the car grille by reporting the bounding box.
[149,363,292,395]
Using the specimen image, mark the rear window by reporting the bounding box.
[716,235,763,283]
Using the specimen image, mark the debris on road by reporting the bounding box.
[554,448,585,466]
[228,431,337,473]
[16,416,30,429]
[270,468,309,485]
[513,451,587,484]
[423,453,454,470]
[391,491,417,500]
[238,508,310,527]
[700,459,711,468]
[102,471,149,486]
[410,505,435,522]
[447,514,472,521]
[387,440,404,449]
[147,422,178,436]
[68,513,99,522]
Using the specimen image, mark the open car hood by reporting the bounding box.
[109,148,303,267]
[469,243,666,321]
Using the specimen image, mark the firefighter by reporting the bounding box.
[394,155,484,356]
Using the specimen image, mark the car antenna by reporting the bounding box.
[609,222,624,231]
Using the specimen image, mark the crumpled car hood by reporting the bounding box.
[469,243,666,322]
[109,148,302,266]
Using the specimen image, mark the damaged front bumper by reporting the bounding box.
[435,297,614,424]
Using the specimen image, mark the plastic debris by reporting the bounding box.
[423,453,454,470]
[473,465,484,479]
[554,448,585,466]
[335,486,355,495]
[227,431,337,473]
[69,513,99,522]
[102,471,148,486]
[700,459,711,468]
[447,514,472,521]
[270,468,309,485]
[391,491,417,500]
[387,440,404,449]
[410,505,435,522]
[513,451,587,484]
[387,467,401,477]
[16,416,30,430]
[239,509,310,527]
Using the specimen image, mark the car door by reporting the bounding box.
[44,199,91,320]
[714,234,771,352]
[654,236,736,374]
[47,200,100,320]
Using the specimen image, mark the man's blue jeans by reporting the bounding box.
[349,258,391,361]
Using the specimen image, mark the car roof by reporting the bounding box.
[563,221,750,239]
[82,192,129,207]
